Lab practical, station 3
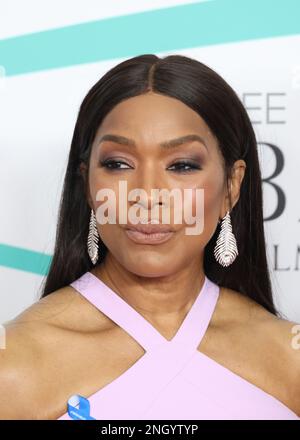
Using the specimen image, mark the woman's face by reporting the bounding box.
[86,92,239,277]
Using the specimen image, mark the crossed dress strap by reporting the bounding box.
[70,271,220,353]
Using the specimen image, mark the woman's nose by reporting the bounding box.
[128,165,166,210]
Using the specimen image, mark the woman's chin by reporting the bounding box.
[123,257,178,278]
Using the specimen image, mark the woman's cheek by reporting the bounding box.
[180,185,205,237]
[185,178,223,238]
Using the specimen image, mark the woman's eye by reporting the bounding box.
[100,159,132,170]
[168,161,201,172]
[99,159,201,173]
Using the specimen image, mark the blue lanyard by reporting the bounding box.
[67,394,96,420]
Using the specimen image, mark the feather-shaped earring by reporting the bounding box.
[87,208,99,265]
[214,210,238,267]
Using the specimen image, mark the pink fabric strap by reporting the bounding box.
[70,271,219,353]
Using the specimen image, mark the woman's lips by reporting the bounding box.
[125,229,175,244]
[124,223,175,244]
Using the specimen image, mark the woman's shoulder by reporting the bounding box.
[220,285,300,360]
[5,283,113,333]
[0,285,112,419]
[0,286,68,418]
[218,285,300,416]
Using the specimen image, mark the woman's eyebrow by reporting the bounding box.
[98,133,208,150]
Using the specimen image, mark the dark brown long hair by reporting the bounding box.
[39,54,278,316]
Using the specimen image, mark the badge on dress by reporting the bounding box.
[67,394,96,420]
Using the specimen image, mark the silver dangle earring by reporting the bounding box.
[87,208,99,265]
[214,210,238,267]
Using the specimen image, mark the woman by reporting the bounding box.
[1,54,299,420]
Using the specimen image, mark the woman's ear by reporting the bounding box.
[79,162,93,210]
[79,162,87,182]
[228,159,246,210]
[220,159,246,217]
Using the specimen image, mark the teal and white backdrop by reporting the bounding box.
[0,0,299,324]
